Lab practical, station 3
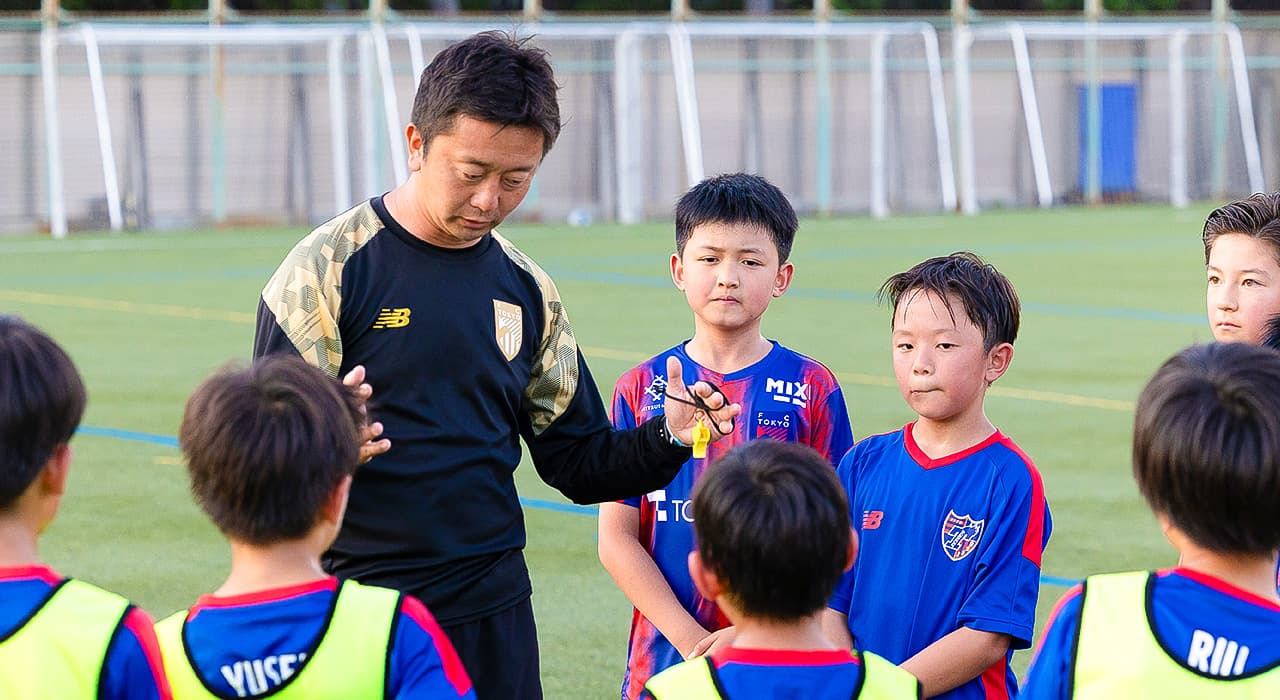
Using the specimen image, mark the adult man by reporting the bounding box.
[253,31,737,699]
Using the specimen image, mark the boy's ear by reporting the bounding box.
[984,342,1015,385]
[40,444,72,497]
[670,253,685,291]
[405,124,425,172]
[844,526,859,573]
[688,551,723,602]
[320,475,353,528]
[771,261,794,298]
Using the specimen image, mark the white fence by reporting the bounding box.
[4,19,1279,235]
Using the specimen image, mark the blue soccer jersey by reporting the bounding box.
[829,423,1051,700]
[610,341,854,698]
[1021,568,1280,698]
[175,577,474,699]
[639,648,877,699]
[0,564,171,700]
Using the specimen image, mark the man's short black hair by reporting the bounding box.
[1133,343,1280,556]
[0,316,86,509]
[878,252,1020,351]
[1201,192,1280,265]
[411,31,561,157]
[675,173,798,263]
[691,440,850,621]
[179,356,364,545]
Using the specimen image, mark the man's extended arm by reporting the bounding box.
[523,351,691,504]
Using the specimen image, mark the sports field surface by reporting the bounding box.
[3,203,1212,696]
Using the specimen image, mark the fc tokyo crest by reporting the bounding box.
[940,510,985,562]
[493,300,523,362]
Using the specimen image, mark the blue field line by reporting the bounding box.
[518,497,598,515]
[77,424,1081,587]
[77,425,179,447]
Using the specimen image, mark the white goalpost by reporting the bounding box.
[953,21,1264,214]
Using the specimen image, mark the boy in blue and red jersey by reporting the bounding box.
[642,441,919,699]
[1020,342,1280,698]
[599,173,854,698]
[0,316,171,700]
[156,356,475,699]
[824,253,1051,700]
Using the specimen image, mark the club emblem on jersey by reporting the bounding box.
[644,374,668,404]
[940,510,984,562]
[493,300,523,362]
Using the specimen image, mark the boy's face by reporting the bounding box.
[1206,233,1280,345]
[671,223,793,334]
[891,290,1009,423]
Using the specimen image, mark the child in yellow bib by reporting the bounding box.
[640,441,920,700]
[1021,343,1280,699]
[0,316,171,700]
[158,357,475,699]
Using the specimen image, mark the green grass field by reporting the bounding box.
[2,204,1214,696]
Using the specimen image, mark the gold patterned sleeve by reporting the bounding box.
[255,203,381,377]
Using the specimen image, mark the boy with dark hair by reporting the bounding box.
[824,253,1051,699]
[1202,192,1280,346]
[600,173,854,698]
[0,315,171,699]
[1021,342,1280,697]
[254,30,737,698]
[155,356,475,699]
[641,440,919,699]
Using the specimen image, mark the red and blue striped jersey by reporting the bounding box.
[0,564,170,700]
[1021,568,1280,698]
[610,341,854,698]
[175,577,474,699]
[829,423,1051,700]
[639,648,869,700]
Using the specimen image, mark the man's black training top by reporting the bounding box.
[253,197,689,625]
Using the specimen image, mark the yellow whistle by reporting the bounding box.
[692,418,711,459]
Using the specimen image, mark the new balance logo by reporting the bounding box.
[765,378,809,408]
[372,308,411,329]
[862,510,884,530]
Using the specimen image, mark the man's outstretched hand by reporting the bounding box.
[662,355,742,446]
[342,364,392,464]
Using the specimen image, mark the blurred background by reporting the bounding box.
[3,0,1279,236]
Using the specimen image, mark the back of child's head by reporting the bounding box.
[878,252,1020,351]
[1201,192,1280,264]
[1265,315,1280,352]
[691,440,850,621]
[179,355,363,545]
[1133,342,1280,556]
[0,316,85,511]
[674,173,798,263]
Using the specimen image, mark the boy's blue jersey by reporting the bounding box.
[829,423,1051,700]
[639,648,873,699]
[177,577,474,699]
[611,340,854,698]
[0,564,170,700]
[1021,568,1280,698]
